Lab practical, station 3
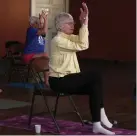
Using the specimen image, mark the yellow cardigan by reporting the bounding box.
[49,24,89,77]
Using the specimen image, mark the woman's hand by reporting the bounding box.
[39,10,48,20]
[79,2,89,25]
[38,10,48,34]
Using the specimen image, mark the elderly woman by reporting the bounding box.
[23,10,49,86]
[49,2,115,135]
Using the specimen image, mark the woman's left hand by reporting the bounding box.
[79,2,89,25]
[41,10,48,20]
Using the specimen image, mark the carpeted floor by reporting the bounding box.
[0,115,136,135]
[0,99,30,109]
[5,82,47,89]
[5,82,34,89]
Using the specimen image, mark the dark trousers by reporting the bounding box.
[49,71,104,122]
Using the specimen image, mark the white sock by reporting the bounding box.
[101,108,113,128]
[93,122,115,135]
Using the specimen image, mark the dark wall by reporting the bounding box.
[0,0,30,56]
[0,0,135,60]
[69,0,136,61]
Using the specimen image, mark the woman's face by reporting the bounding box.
[31,21,39,28]
[61,18,75,35]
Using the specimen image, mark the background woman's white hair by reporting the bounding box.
[29,16,39,25]
[55,12,73,31]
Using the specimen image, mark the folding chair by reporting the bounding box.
[28,57,84,133]
[3,41,30,82]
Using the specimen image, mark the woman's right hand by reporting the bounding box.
[79,2,89,25]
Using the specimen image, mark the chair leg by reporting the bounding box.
[53,94,60,118]
[28,91,35,128]
[30,69,60,133]
[68,96,84,126]
[26,65,30,82]
[42,93,60,133]
[8,68,14,82]
[20,71,26,83]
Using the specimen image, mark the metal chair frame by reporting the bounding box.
[28,58,84,133]
[3,41,29,83]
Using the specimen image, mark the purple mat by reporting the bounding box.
[0,115,136,135]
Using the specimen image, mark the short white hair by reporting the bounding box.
[29,16,39,25]
[55,12,74,31]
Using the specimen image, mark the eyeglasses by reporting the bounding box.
[65,22,76,25]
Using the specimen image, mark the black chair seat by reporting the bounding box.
[13,62,27,67]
